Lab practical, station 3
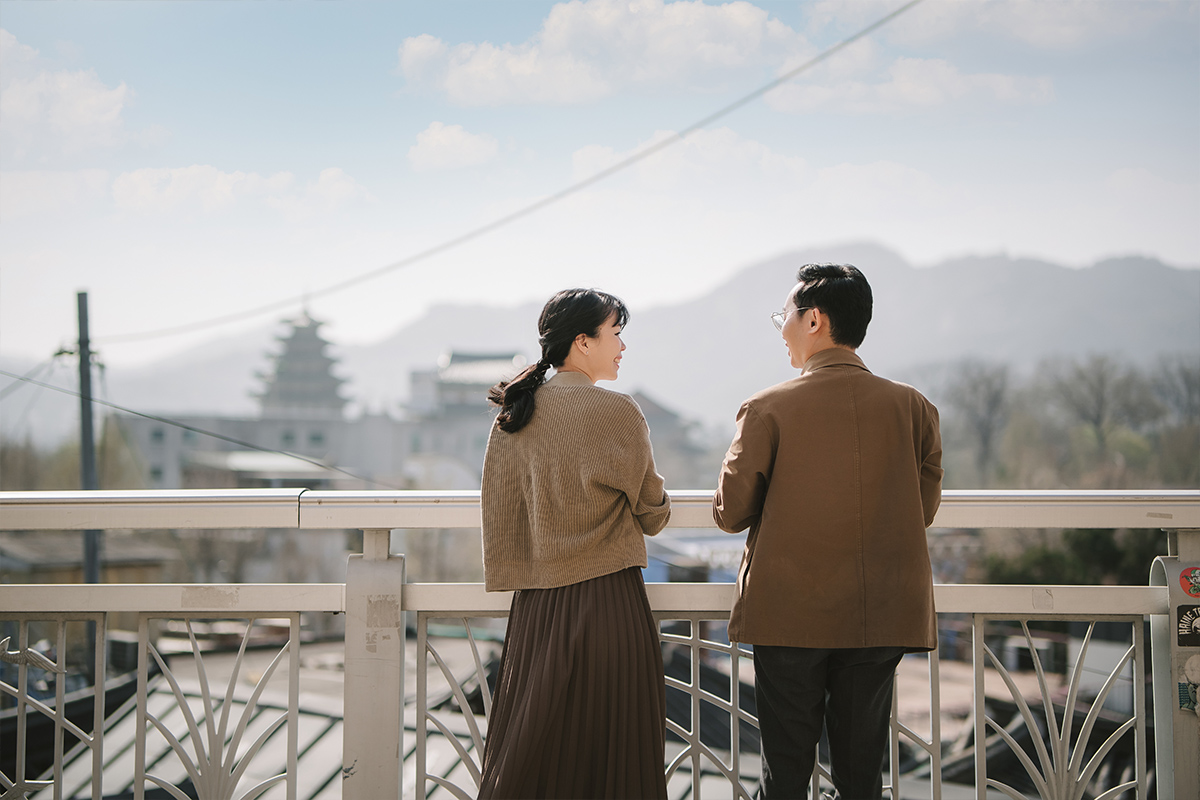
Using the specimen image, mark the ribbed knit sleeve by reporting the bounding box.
[481,373,671,591]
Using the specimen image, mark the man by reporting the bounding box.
[713,263,942,799]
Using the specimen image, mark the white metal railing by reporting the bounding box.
[2,488,1198,800]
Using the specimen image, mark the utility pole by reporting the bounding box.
[77,291,102,584]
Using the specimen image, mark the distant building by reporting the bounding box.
[404,352,525,487]
[116,315,409,491]
[0,531,178,586]
[255,314,348,419]
[0,531,181,634]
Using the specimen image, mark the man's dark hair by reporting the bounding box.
[793,263,872,348]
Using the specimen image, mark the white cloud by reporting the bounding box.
[394,1,1057,114]
[0,28,38,71]
[768,57,1053,114]
[809,0,1185,49]
[311,167,371,207]
[111,165,370,217]
[397,0,808,105]
[0,29,133,159]
[398,33,449,85]
[267,167,374,219]
[407,122,499,172]
[112,166,286,213]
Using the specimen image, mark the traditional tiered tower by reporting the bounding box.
[255,313,347,419]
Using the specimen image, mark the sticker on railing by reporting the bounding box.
[1181,567,1200,598]
[1184,656,1200,715]
[1177,605,1200,647]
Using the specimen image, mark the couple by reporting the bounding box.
[478,264,943,800]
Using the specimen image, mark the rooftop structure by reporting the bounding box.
[407,352,525,417]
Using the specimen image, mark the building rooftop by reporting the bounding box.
[436,352,526,386]
[186,450,332,478]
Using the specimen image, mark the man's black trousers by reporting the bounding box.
[753,644,906,800]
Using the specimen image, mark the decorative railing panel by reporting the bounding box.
[1,586,340,799]
[2,488,1197,799]
[2,614,106,800]
[405,601,1155,799]
[655,616,758,799]
[972,617,1146,800]
[134,614,301,800]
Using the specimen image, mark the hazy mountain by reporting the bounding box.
[606,243,1200,430]
[4,243,1197,446]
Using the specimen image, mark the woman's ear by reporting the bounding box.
[574,331,590,354]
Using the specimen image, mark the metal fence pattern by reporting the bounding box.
[133,614,301,800]
[1,614,106,800]
[407,611,1150,799]
[2,488,1197,799]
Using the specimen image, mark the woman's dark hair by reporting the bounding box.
[793,263,872,348]
[488,288,629,433]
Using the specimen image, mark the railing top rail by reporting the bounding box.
[0,488,303,530]
[0,489,306,501]
[0,582,344,613]
[1,488,1197,530]
[408,582,1169,616]
[0,581,1166,616]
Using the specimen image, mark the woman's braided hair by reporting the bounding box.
[488,288,629,433]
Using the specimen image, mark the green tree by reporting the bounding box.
[986,529,1167,586]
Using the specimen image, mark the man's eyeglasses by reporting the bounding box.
[771,307,812,331]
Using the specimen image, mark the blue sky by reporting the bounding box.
[1,0,1197,367]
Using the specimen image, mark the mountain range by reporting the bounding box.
[3,242,1197,447]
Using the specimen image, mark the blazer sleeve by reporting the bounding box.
[919,399,943,527]
[713,401,774,533]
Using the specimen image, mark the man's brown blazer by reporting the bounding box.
[713,348,943,650]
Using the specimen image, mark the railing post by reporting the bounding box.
[1150,528,1200,800]
[344,529,405,799]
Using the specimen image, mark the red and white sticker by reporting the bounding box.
[1182,567,1200,599]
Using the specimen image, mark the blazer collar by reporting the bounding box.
[802,347,870,374]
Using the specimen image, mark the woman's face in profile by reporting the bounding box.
[586,312,626,382]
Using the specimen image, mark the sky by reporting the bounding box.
[1,0,1197,369]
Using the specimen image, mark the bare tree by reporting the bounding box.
[1153,353,1200,425]
[945,360,1009,485]
[1046,355,1162,456]
[0,438,41,490]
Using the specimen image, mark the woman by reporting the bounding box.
[478,288,671,799]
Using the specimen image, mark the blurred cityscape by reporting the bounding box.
[1,298,1195,596]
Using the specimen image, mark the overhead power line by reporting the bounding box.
[0,357,59,402]
[0,357,69,443]
[96,0,925,345]
[0,366,403,490]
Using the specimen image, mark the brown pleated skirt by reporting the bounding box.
[478,567,668,799]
